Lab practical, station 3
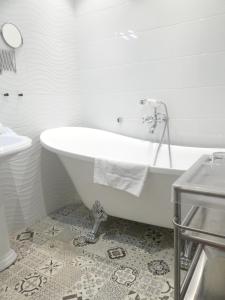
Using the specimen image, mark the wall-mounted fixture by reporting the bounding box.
[1,91,24,97]
[0,23,23,74]
[140,99,172,168]
[117,99,172,168]
[1,23,23,49]
[0,49,16,72]
[140,99,167,134]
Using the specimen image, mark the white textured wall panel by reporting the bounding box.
[0,0,81,232]
[78,0,225,147]
[2,0,225,232]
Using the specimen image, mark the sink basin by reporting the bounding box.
[0,127,32,272]
[0,128,32,158]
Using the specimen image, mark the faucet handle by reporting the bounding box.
[139,99,146,105]
[142,115,153,124]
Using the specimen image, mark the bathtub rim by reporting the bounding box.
[40,126,192,176]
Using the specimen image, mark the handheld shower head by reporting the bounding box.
[139,97,172,166]
[139,98,162,107]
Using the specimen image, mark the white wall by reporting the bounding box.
[0,0,81,232]
[1,0,225,232]
[77,0,225,147]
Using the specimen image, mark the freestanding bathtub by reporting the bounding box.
[40,127,220,229]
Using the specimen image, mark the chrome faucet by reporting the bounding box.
[140,98,172,168]
[140,99,167,134]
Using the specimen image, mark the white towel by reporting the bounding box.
[94,158,148,197]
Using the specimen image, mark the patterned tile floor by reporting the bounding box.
[0,204,174,300]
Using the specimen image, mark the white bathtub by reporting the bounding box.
[40,127,220,228]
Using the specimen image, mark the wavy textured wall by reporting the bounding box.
[2,0,225,232]
[0,0,81,232]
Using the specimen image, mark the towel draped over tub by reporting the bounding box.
[94,158,148,197]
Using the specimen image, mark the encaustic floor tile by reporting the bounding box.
[1,203,174,300]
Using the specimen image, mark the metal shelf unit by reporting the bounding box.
[173,154,225,300]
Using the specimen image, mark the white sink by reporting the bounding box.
[0,127,32,272]
[0,128,32,158]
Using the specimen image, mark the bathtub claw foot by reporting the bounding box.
[85,232,98,244]
[85,201,108,244]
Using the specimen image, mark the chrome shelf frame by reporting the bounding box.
[173,189,225,300]
[173,154,225,300]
